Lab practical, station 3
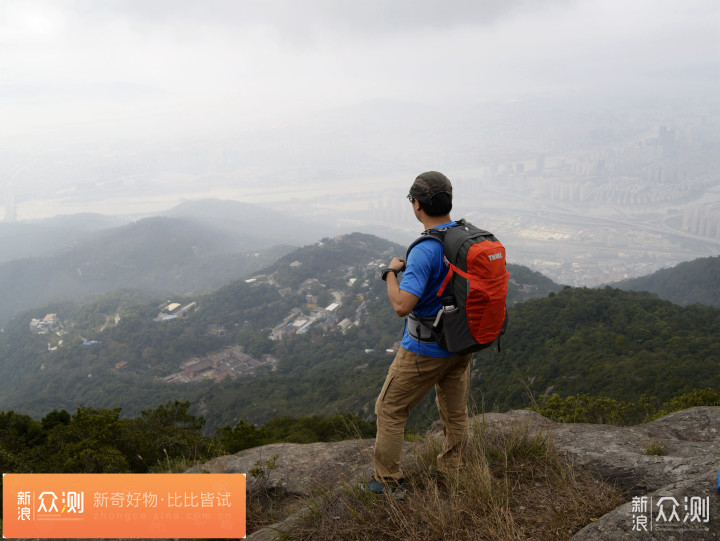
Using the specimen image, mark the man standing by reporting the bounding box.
[368,171,473,498]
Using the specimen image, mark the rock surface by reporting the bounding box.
[187,439,418,541]
[191,406,720,540]
[556,407,720,540]
[187,439,378,494]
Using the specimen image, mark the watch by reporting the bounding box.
[381,268,399,281]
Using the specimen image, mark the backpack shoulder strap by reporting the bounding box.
[406,231,441,259]
[405,221,462,259]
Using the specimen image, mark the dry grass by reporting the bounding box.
[247,486,301,535]
[643,439,665,456]
[287,417,623,541]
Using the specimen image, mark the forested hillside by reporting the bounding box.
[2,232,715,438]
[0,199,332,328]
[0,216,294,327]
[0,213,127,264]
[612,255,720,307]
[0,233,560,432]
[471,286,720,412]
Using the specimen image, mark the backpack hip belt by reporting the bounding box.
[407,312,439,343]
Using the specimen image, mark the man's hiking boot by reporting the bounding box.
[361,479,406,500]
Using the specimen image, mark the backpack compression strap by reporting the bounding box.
[435,261,468,299]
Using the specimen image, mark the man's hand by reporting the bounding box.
[388,257,406,272]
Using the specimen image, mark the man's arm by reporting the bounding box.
[385,257,419,317]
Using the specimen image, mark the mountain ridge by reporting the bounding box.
[0,215,296,328]
[0,199,345,327]
[611,255,720,307]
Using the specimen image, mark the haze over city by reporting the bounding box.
[1,0,719,286]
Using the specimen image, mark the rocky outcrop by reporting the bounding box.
[187,439,418,540]
[555,407,720,540]
[473,407,719,493]
[192,407,720,540]
[188,439,372,493]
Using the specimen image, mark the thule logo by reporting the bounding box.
[488,253,503,261]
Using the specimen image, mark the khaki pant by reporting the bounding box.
[373,346,472,482]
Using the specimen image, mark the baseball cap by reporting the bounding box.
[408,171,452,202]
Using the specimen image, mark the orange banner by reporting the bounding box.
[3,473,246,539]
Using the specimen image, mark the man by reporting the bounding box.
[367,171,473,498]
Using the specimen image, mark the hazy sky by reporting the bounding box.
[2,0,718,139]
[0,0,718,285]
[1,0,719,223]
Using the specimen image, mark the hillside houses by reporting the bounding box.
[162,346,278,383]
[269,301,344,339]
[155,300,197,321]
[243,253,389,341]
[29,313,62,335]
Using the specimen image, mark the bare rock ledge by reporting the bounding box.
[189,406,720,540]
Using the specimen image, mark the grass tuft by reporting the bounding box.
[643,440,665,456]
[287,416,623,540]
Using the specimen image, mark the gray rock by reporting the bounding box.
[191,407,720,540]
[572,469,719,540]
[556,407,720,540]
[188,439,417,540]
[465,407,720,540]
[187,439,378,496]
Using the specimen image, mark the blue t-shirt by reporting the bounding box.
[399,221,456,358]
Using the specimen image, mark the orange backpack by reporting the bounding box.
[407,219,509,354]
